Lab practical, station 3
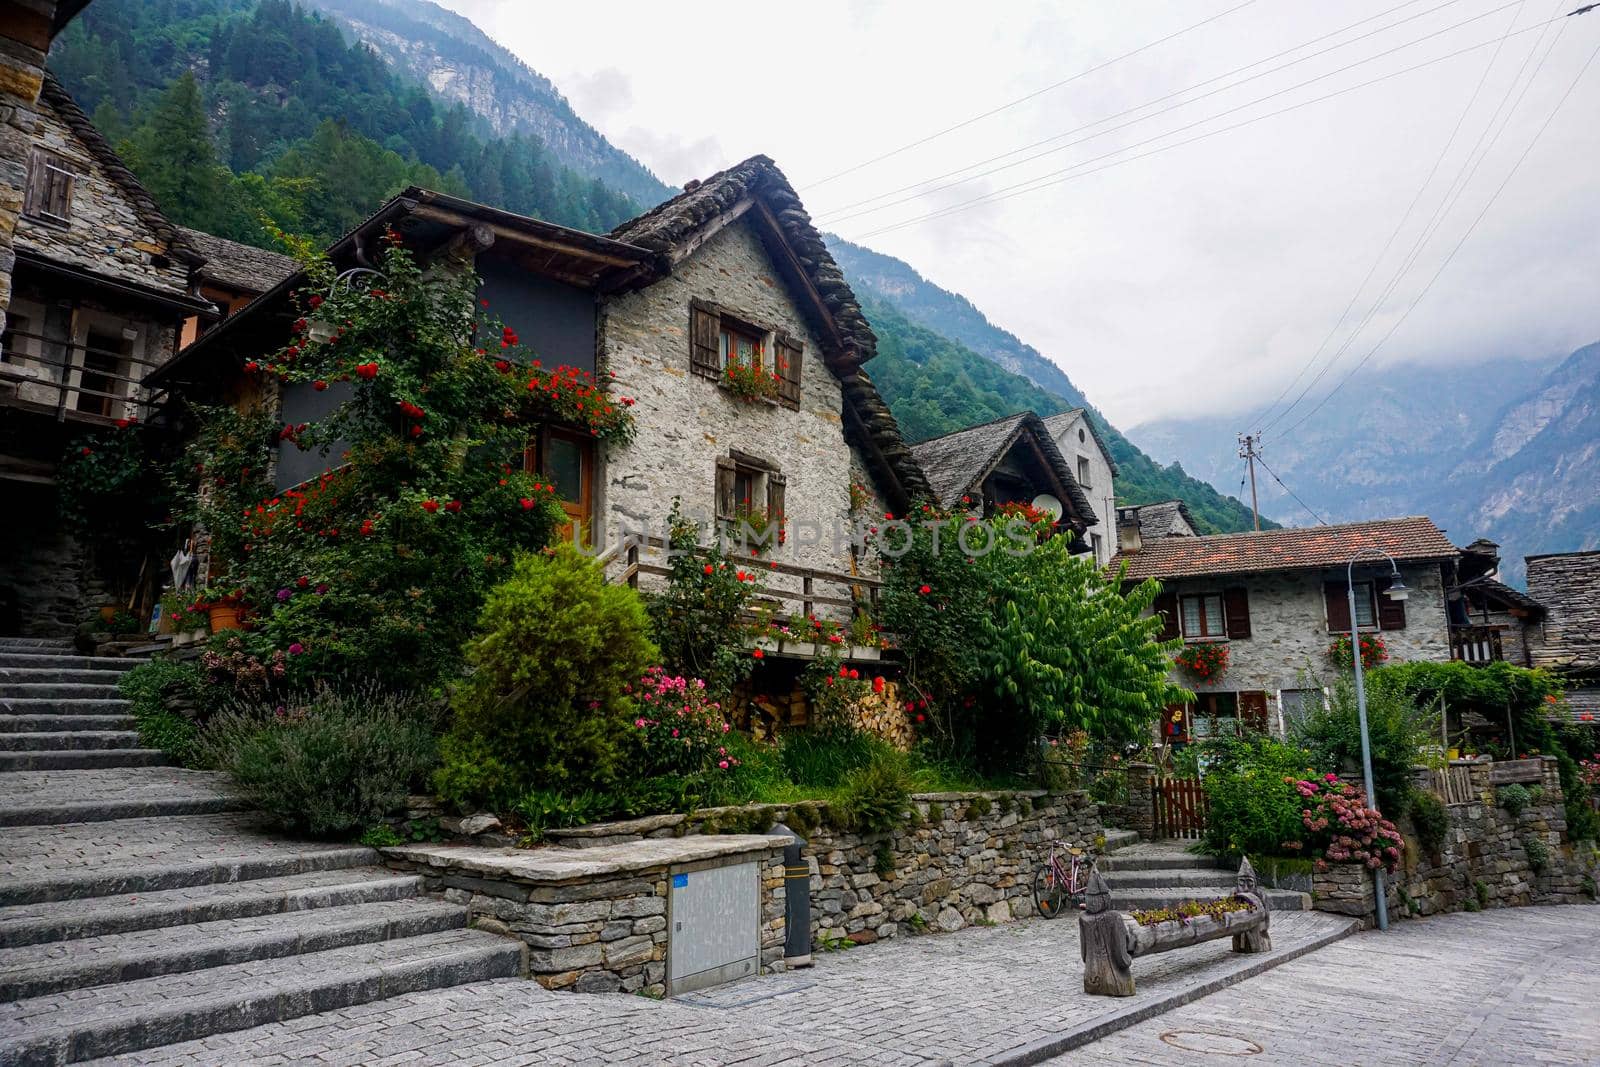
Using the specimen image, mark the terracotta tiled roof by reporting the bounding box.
[1110,516,1458,581]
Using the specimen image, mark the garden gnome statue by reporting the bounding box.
[1232,856,1272,953]
[169,539,195,591]
[1079,869,1135,996]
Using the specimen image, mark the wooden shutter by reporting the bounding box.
[1377,575,1408,631]
[766,470,786,525]
[1324,581,1352,633]
[690,301,721,379]
[1223,586,1252,639]
[715,457,737,522]
[775,335,802,409]
[24,150,73,221]
[1238,691,1269,733]
[1153,589,1179,641]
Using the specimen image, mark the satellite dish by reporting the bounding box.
[1031,493,1063,520]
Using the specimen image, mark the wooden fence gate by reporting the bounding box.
[1154,776,1209,839]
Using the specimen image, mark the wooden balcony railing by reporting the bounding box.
[0,326,168,423]
[1449,624,1505,665]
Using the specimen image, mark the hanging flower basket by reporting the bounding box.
[1174,642,1229,682]
[1328,634,1388,671]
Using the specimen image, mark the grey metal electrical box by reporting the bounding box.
[666,860,759,996]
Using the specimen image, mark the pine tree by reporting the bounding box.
[127,72,224,232]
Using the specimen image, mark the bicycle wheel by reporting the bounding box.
[1033,862,1069,919]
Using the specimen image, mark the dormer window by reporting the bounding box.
[24,149,77,225]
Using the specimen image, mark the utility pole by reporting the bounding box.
[1237,432,1262,531]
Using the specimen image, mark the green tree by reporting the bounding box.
[126,72,224,231]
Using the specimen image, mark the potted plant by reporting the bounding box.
[195,586,246,632]
[160,592,209,645]
[1174,642,1229,683]
[721,347,779,404]
[1328,633,1388,671]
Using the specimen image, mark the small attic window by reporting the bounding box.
[1078,428,1086,443]
[23,149,78,225]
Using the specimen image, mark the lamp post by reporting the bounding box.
[1345,549,1408,932]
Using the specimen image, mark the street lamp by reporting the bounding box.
[1345,549,1407,932]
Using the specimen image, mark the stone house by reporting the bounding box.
[1042,408,1118,564]
[1111,516,1460,741]
[1445,538,1546,668]
[0,73,217,635]
[908,411,1096,550]
[1116,499,1198,549]
[1525,549,1600,726]
[154,160,928,637]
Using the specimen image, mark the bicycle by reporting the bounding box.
[1033,843,1093,919]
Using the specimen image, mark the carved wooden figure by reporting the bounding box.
[1078,870,1136,996]
[1231,856,1272,953]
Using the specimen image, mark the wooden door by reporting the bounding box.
[527,427,594,546]
[1239,691,1269,734]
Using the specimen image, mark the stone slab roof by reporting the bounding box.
[1119,500,1197,541]
[1111,516,1458,581]
[180,227,298,294]
[910,411,1097,525]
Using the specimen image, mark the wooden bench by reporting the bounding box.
[1080,858,1271,996]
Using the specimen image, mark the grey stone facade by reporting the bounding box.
[599,216,878,611]
[1526,550,1600,675]
[1168,562,1452,732]
[1045,410,1118,566]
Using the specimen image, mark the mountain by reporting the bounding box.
[303,0,673,206]
[1132,345,1598,583]
[831,238,1268,534]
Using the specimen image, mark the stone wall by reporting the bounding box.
[1313,758,1597,924]
[0,0,57,343]
[0,480,86,635]
[1170,562,1452,730]
[598,216,873,617]
[1099,762,1155,841]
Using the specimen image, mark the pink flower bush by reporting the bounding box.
[630,667,740,778]
[1296,777,1404,873]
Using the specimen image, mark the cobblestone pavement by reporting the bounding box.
[1048,906,1600,1066]
[104,909,1354,1064]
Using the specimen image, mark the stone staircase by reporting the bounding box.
[1096,839,1311,912]
[0,636,525,1064]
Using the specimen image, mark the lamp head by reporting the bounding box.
[1385,570,1409,602]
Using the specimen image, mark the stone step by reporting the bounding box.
[0,697,133,714]
[0,928,524,1064]
[0,788,242,828]
[0,682,125,700]
[1100,829,1139,852]
[0,714,138,733]
[0,653,147,670]
[0,749,170,772]
[0,898,469,1001]
[1099,867,1241,889]
[0,868,425,948]
[0,730,143,751]
[0,639,76,653]
[0,668,133,685]
[0,816,376,907]
[1097,849,1231,873]
[1106,887,1311,912]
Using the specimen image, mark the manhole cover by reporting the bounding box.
[1159,1030,1264,1056]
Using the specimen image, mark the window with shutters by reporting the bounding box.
[688,301,803,408]
[23,149,78,224]
[715,451,786,552]
[1180,593,1226,640]
[1350,582,1376,628]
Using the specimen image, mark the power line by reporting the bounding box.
[849,9,1570,240]
[814,0,1457,223]
[1274,33,1597,441]
[1256,455,1329,526]
[800,1,1256,192]
[1262,0,1566,436]
[1245,0,1532,434]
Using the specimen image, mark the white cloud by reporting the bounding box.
[442,0,1600,426]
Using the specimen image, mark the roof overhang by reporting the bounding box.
[14,251,217,316]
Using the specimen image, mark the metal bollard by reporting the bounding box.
[770,821,812,968]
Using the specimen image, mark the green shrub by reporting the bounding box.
[359,825,402,848]
[1199,735,1318,859]
[513,789,613,843]
[1474,880,1490,909]
[1496,784,1532,818]
[200,686,442,837]
[925,801,944,823]
[1523,835,1550,873]
[788,801,821,833]
[833,750,913,833]
[435,546,658,810]
[118,659,207,765]
[1408,789,1450,854]
[965,795,993,820]
[1293,677,1430,816]
[873,841,896,876]
[645,502,759,699]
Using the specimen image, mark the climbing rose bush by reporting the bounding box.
[630,668,738,778]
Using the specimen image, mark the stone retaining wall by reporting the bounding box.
[1314,757,1597,924]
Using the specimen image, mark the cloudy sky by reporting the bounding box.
[442,0,1598,430]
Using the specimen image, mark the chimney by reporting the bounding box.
[1117,508,1142,554]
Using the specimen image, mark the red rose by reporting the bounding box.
[519,498,535,510]
[307,294,323,309]
[292,319,307,333]
[752,649,764,659]
[355,362,379,379]
[918,584,932,595]
[313,380,327,391]
[494,360,510,372]
[80,447,93,457]
[244,361,259,372]
[445,500,462,513]
[873,676,885,694]
[421,500,439,513]
[704,564,714,574]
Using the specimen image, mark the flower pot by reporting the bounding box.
[208,604,242,632]
[780,640,817,657]
[98,605,118,623]
[849,645,882,662]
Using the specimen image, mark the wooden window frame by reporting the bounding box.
[1179,592,1227,641]
[525,425,595,545]
[1350,580,1377,630]
[688,299,803,409]
[24,149,78,225]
